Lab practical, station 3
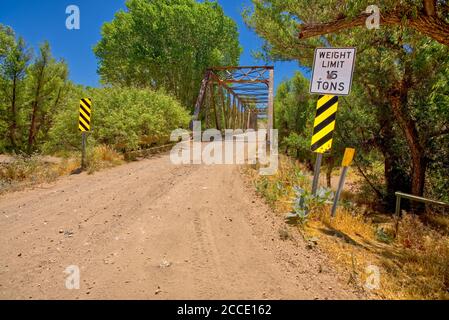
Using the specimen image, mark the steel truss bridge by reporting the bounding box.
[192,66,274,139]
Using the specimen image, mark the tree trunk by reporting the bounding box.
[38,86,63,139]
[9,76,18,149]
[27,100,38,154]
[390,92,428,212]
[376,114,411,210]
[27,82,43,154]
[27,57,47,154]
[411,154,427,198]
[383,149,411,209]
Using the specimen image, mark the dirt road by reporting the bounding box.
[0,152,360,299]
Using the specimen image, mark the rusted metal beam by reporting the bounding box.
[209,72,268,105]
[217,79,269,84]
[232,95,237,130]
[194,66,274,132]
[192,70,211,124]
[218,85,228,129]
[208,72,245,109]
[238,94,269,98]
[208,66,274,70]
[267,68,274,143]
[240,100,269,103]
[227,91,232,129]
[210,83,220,131]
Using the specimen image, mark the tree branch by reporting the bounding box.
[354,159,385,200]
[298,9,449,47]
[423,0,436,16]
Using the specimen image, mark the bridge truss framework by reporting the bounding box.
[192,66,274,139]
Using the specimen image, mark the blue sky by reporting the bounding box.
[0,0,309,90]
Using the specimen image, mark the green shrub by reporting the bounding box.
[44,87,190,153]
[285,186,334,225]
[283,132,310,160]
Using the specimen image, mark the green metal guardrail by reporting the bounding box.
[395,191,449,217]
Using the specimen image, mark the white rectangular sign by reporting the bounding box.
[309,47,356,96]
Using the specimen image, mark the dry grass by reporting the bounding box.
[0,145,124,194]
[86,144,124,174]
[394,215,449,299]
[244,155,449,300]
[423,214,449,235]
[0,154,78,194]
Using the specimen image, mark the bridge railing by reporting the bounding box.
[394,191,449,237]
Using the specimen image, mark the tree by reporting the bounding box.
[0,25,32,151]
[244,0,449,205]
[275,72,314,163]
[26,42,68,153]
[94,0,241,109]
[0,26,70,154]
[0,36,31,149]
[297,0,449,47]
[343,31,449,202]
[0,25,15,56]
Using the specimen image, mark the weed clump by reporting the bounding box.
[244,155,449,300]
[86,145,124,174]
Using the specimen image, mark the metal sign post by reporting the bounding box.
[79,98,92,171]
[81,132,87,169]
[331,148,355,217]
[311,153,322,195]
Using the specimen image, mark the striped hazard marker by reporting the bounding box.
[79,98,92,132]
[311,95,338,153]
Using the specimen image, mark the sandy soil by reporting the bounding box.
[0,152,362,300]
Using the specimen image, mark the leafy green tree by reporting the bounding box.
[244,0,449,57]
[0,34,31,150]
[44,87,190,153]
[94,0,241,109]
[245,0,449,205]
[296,0,449,47]
[0,26,70,154]
[0,25,15,56]
[26,42,68,153]
[275,72,314,163]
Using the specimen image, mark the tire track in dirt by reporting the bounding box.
[0,152,362,299]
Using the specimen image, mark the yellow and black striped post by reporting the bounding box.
[310,95,338,195]
[311,95,338,153]
[79,98,92,170]
[79,98,92,132]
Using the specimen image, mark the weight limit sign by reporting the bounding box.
[309,48,356,96]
